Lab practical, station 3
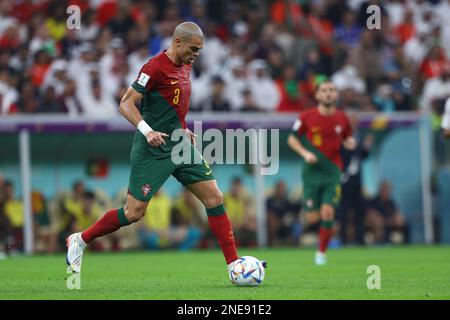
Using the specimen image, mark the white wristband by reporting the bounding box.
[137,120,153,136]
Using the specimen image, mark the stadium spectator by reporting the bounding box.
[331,62,366,95]
[138,189,173,250]
[200,75,231,112]
[29,49,52,87]
[99,37,129,99]
[0,173,12,258]
[349,29,384,93]
[16,81,40,113]
[223,177,257,247]
[0,19,21,51]
[59,78,83,116]
[421,62,450,114]
[248,59,280,112]
[58,180,86,248]
[126,41,152,87]
[240,88,261,112]
[31,190,57,254]
[0,67,19,114]
[334,8,362,50]
[67,190,120,252]
[404,31,429,66]
[28,23,56,58]
[106,1,136,39]
[38,85,65,113]
[77,65,119,117]
[138,189,202,251]
[171,188,206,230]
[365,181,410,245]
[276,64,308,112]
[41,59,69,97]
[223,56,248,111]
[266,47,285,80]
[394,9,416,45]
[436,0,450,58]
[3,180,24,252]
[75,8,100,42]
[45,4,67,42]
[298,46,327,82]
[266,180,301,247]
[372,81,396,112]
[419,46,448,81]
[198,22,228,73]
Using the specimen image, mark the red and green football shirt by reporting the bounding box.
[131,50,192,157]
[291,107,352,183]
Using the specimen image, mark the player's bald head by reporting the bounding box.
[173,22,204,43]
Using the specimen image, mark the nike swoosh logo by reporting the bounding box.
[206,170,212,176]
[171,80,179,84]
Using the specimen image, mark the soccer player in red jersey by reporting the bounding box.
[66,22,258,280]
[288,80,356,265]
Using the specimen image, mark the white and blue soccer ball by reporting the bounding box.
[229,256,265,287]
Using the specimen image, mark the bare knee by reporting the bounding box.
[204,190,223,209]
[320,205,335,221]
[124,201,147,222]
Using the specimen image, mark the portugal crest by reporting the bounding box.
[141,184,151,197]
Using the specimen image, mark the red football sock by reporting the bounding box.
[207,214,239,264]
[319,225,334,253]
[81,208,127,244]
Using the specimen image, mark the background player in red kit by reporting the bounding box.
[65,22,253,280]
[288,80,356,265]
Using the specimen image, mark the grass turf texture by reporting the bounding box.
[0,246,449,300]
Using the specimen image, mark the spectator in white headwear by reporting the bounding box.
[99,37,129,100]
[331,63,366,94]
[42,59,69,96]
[247,59,280,112]
[222,56,249,111]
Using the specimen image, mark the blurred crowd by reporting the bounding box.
[0,0,450,117]
[0,168,410,257]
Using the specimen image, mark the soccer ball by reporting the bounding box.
[229,256,265,287]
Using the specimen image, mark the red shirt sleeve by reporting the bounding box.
[291,113,307,137]
[134,61,160,92]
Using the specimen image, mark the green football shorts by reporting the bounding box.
[128,144,215,202]
[302,180,341,212]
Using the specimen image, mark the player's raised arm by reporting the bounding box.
[119,86,169,147]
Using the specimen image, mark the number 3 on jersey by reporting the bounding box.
[173,88,180,104]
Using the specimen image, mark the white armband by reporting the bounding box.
[137,120,153,136]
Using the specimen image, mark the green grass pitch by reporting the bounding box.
[0,246,449,300]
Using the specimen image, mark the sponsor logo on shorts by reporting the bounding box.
[142,184,151,197]
[306,199,314,208]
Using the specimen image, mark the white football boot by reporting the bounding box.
[66,232,86,273]
[314,251,327,266]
